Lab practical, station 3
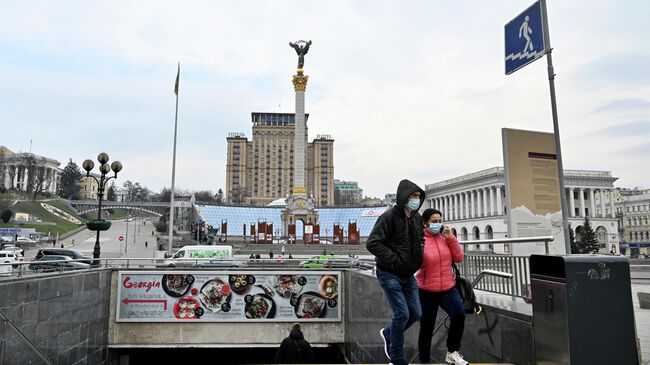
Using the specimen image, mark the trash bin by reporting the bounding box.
[530,254,638,365]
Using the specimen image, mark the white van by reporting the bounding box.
[164,245,233,267]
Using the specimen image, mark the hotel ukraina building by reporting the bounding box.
[423,167,620,254]
[225,112,334,207]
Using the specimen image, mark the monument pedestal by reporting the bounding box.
[282,187,317,244]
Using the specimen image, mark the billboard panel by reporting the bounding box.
[503,128,566,255]
[117,271,342,323]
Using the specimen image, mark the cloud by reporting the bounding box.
[591,120,650,137]
[1,1,649,197]
[592,99,650,114]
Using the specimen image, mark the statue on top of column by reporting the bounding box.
[289,40,312,70]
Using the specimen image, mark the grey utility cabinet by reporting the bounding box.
[530,254,638,365]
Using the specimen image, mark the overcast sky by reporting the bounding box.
[1,1,648,198]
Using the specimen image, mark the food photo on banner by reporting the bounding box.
[117,271,341,322]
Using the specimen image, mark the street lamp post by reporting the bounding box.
[82,153,122,264]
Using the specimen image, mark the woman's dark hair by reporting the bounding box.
[422,208,443,223]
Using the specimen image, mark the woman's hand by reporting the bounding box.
[441,225,452,238]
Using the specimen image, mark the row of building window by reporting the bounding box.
[626,217,650,226]
[630,232,650,241]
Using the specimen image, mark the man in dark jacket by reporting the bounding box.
[275,323,315,364]
[367,179,425,365]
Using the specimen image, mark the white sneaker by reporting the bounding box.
[379,328,390,360]
[445,351,469,365]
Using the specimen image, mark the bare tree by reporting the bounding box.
[0,148,7,189]
[21,155,51,201]
[32,163,53,201]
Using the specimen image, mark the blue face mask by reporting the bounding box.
[406,198,420,211]
[428,223,443,234]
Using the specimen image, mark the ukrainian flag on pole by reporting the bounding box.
[174,63,180,95]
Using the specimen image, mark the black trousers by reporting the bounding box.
[417,287,466,363]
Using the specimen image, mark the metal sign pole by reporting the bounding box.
[546,50,571,254]
[540,0,571,254]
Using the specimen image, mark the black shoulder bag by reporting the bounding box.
[452,263,482,314]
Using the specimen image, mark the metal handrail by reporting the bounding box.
[458,235,554,254]
[0,309,55,365]
[0,256,376,277]
[408,269,513,364]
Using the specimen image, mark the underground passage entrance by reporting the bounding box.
[111,345,347,364]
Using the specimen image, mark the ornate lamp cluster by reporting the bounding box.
[82,153,123,264]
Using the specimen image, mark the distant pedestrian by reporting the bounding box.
[269,251,274,259]
[60,243,64,248]
[288,253,293,260]
[249,253,255,259]
[322,248,327,255]
[145,241,148,248]
[152,230,155,236]
[275,323,315,364]
[255,253,261,260]
[52,240,56,248]
[281,245,286,256]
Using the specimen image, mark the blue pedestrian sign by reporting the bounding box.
[505,0,550,75]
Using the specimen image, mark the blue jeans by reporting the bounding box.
[377,267,422,363]
[418,287,466,363]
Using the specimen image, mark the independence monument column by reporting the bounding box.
[282,40,317,244]
[290,40,311,191]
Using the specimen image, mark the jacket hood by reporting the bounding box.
[289,329,304,341]
[395,179,425,210]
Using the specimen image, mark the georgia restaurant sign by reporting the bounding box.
[117,271,342,323]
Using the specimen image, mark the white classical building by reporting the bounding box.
[423,167,619,253]
[615,193,650,256]
[0,146,60,194]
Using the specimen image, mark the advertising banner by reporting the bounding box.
[503,128,566,255]
[14,213,29,223]
[361,208,385,217]
[117,271,341,323]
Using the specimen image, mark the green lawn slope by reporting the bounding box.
[0,199,86,236]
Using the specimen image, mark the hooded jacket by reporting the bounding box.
[416,229,464,292]
[274,328,316,364]
[367,179,425,278]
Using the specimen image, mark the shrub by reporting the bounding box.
[1,209,12,224]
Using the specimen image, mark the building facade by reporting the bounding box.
[615,193,650,256]
[226,112,334,207]
[423,167,620,253]
[78,174,102,200]
[0,146,60,194]
[334,180,363,206]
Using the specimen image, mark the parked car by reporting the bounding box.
[1,244,24,256]
[15,237,36,245]
[0,236,13,243]
[0,250,24,268]
[34,249,92,264]
[38,236,55,243]
[29,255,90,272]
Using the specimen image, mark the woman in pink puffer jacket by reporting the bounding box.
[415,208,468,365]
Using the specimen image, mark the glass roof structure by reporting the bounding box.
[196,205,387,237]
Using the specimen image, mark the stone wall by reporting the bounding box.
[0,269,112,365]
